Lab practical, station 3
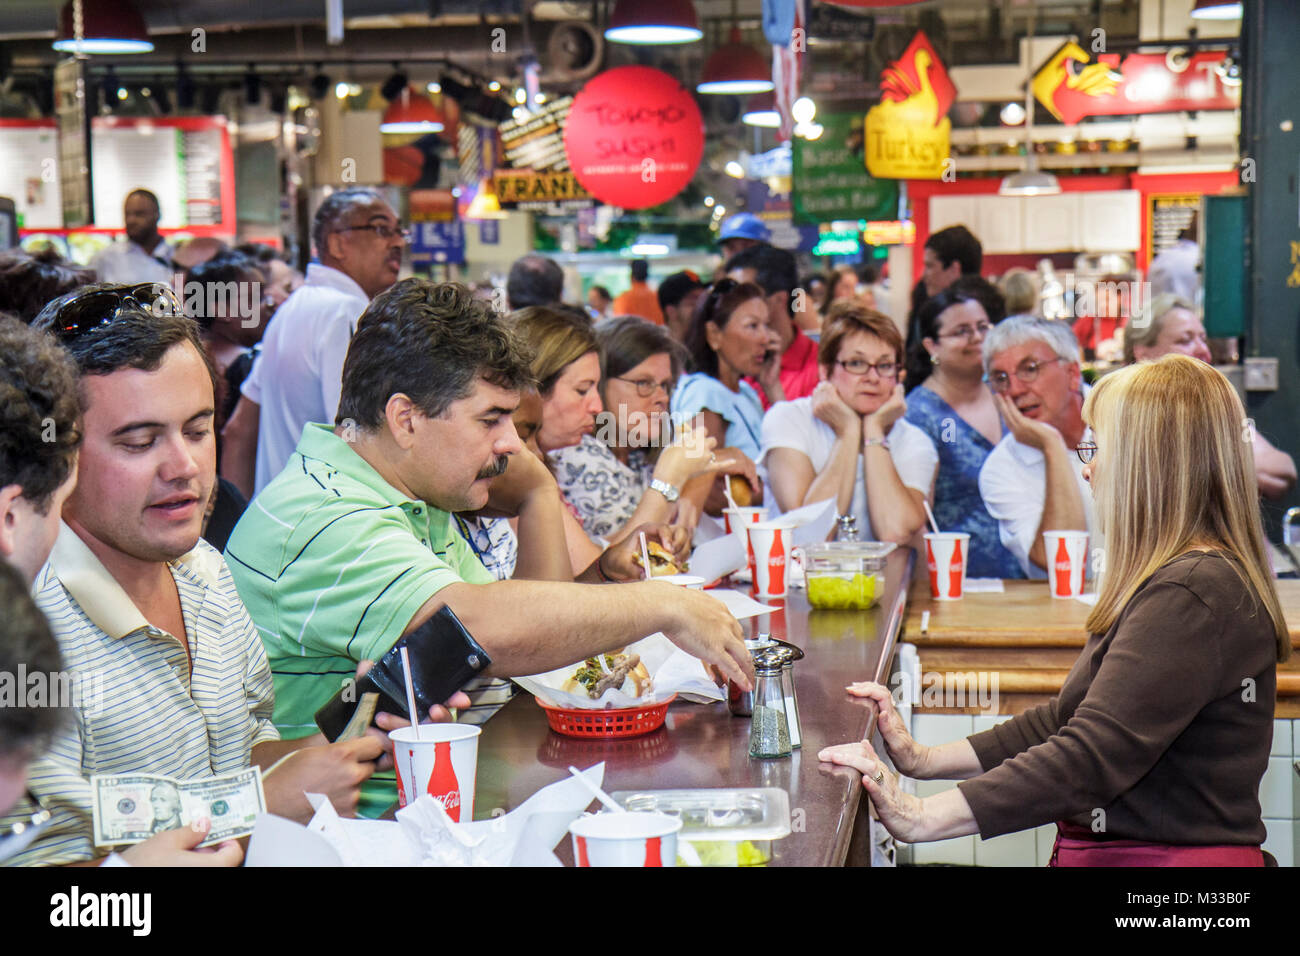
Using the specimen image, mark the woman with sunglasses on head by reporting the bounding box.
[822,355,1288,866]
[672,280,774,508]
[761,301,935,544]
[902,288,1023,578]
[551,316,754,543]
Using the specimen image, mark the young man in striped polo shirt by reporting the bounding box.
[226,279,756,818]
[5,285,456,866]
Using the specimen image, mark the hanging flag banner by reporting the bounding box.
[1032,43,1241,125]
[564,66,704,210]
[863,31,955,180]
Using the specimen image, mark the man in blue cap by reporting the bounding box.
[717,212,771,263]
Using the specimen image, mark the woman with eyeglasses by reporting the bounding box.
[551,316,753,542]
[760,301,935,544]
[822,355,1288,866]
[674,280,777,496]
[902,288,1023,578]
[1124,294,1296,500]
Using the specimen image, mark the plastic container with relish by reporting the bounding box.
[798,541,896,610]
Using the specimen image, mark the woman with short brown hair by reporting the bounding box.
[759,300,935,544]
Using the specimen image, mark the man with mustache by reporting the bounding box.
[9,286,454,865]
[978,315,1098,578]
[221,188,407,499]
[226,280,756,818]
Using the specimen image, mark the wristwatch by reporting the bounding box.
[649,478,680,502]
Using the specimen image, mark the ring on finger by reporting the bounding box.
[873,767,885,785]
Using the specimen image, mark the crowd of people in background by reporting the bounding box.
[0,185,1295,867]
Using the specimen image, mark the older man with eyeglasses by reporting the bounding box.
[978,315,1100,579]
[221,188,408,499]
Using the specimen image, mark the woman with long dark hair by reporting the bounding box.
[902,288,1021,578]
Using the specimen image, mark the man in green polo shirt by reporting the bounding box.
[226,279,754,818]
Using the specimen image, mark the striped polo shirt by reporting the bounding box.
[224,423,492,818]
[1,523,279,866]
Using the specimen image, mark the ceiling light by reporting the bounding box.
[724,160,745,178]
[488,81,501,92]
[1000,102,1026,125]
[704,195,715,207]
[698,27,774,95]
[742,92,781,128]
[1190,0,1242,20]
[426,81,441,94]
[605,0,703,45]
[53,0,154,54]
[335,81,350,100]
[629,242,671,256]
[999,163,1061,196]
[380,86,446,133]
[791,96,816,124]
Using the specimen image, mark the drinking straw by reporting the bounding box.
[567,766,625,812]
[923,500,941,536]
[723,477,738,512]
[639,531,653,581]
[400,646,422,740]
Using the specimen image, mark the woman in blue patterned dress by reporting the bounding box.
[904,287,1024,579]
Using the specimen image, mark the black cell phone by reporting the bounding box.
[314,605,491,742]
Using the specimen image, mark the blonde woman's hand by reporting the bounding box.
[843,680,931,777]
[817,738,927,842]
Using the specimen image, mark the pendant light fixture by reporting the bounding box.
[1190,0,1243,20]
[380,87,445,134]
[605,0,703,45]
[1000,7,1060,196]
[697,25,775,95]
[742,91,780,127]
[53,0,153,54]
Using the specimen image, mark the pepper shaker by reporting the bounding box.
[748,653,791,759]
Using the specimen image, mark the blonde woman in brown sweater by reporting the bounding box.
[821,354,1289,865]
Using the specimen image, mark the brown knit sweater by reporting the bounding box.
[957,551,1278,844]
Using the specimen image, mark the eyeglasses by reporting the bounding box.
[50,282,185,342]
[337,223,410,242]
[988,357,1066,393]
[1075,441,1097,464]
[613,376,675,397]
[0,790,52,864]
[939,321,992,342]
[836,358,899,379]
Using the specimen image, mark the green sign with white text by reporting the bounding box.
[792,113,898,226]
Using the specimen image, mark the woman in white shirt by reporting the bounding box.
[761,301,936,544]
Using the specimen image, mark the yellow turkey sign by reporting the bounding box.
[865,32,955,180]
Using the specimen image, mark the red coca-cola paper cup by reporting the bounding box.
[1043,530,1089,599]
[569,811,683,867]
[389,723,481,820]
[723,507,768,546]
[746,520,796,600]
[924,532,970,601]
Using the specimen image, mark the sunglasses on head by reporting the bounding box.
[51,283,186,342]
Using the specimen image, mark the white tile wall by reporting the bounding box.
[1271,720,1292,757]
[1259,756,1294,818]
[974,827,1037,867]
[911,835,975,866]
[1263,820,1294,869]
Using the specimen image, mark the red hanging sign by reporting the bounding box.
[563,66,704,210]
[1033,43,1241,125]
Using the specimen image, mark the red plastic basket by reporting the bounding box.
[537,694,675,738]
